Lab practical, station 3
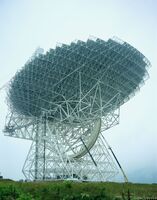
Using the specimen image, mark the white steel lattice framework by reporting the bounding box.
[4,37,150,181]
[5,81,120,181]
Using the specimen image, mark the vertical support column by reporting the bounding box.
[43,113,46,180]
[34,122,39,180]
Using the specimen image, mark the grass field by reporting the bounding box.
[0,180,157,200]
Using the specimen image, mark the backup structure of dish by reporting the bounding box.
[4,37,150,181]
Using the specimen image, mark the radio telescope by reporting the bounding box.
[4,37,150,181]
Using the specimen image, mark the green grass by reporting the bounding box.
[0,180,157,200]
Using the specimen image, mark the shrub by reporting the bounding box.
[17,193,34,200]
[0,185,20,200]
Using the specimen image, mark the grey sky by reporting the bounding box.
[0,0,157,182]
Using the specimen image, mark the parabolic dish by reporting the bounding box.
[8,37,150,122]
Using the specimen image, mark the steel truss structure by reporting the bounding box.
[5,81,121,181]
[4,37,150,181]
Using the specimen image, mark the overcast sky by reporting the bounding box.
[0,0,157,183]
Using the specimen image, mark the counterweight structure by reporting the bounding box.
[4,37,150,181]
